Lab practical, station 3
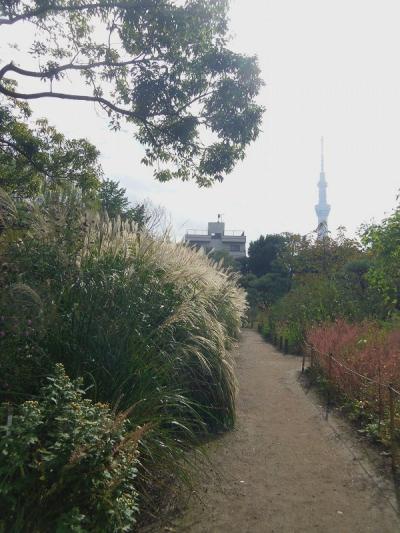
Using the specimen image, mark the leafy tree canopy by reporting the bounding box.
[245,230,366,315]
[99,178,129,217]
[209,248,240,271]
[0,0,264,187]
[243,271,291,310]
[282,230,361,279]
[99,178,148,226]
[247,234,288,277]
[0,101,102,196]
[361,204,400,312]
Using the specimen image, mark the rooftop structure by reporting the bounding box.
[185,216,246,258]
[315,137,331,239]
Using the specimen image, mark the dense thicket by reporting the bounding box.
[0,101,102,196]
[247,213,400,352]
[0,188,246,529]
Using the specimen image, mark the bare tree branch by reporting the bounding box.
[0,62,212,120]
[0,59,142,80]
[0,63,145,121]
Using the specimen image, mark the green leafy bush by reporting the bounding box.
[0,364,143,532]
[246,229,389,353]
[361,205,400,314]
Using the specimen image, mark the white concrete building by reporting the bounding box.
[185,218,246,258]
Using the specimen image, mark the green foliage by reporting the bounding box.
[99,179,130,218]
[274,321,304,354]
[282,229,361,277]
[0,364,142,532]
[243,271,291,309]
[0,0,264,186]
[247,234,288,277]
[260,321,271,340]
[0,102,102,197]
[98,178,148,226]
[209,249,241,271]
[242,234,292,312]
[244,230,362,319]
[0,189,246,523]
[269,272,382,353]
[362,204,400,314]
[250,228,387,353]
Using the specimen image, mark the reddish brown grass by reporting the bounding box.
[306,320,400,440]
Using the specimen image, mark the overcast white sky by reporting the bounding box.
[2,0,400,243]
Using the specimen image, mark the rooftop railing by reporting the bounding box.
[186,229,245,237]
[223,230,245,237]
[185,229,208,235]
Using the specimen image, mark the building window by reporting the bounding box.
[230,243,241,252]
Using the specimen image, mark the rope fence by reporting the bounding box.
[301,342,400,472]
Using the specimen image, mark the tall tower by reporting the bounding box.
[315,137,331,239]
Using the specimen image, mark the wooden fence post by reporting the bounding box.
[325,353,333,420]
[284,338,289,354]
[279,336,283,351]
[378,362,382,436]
[301,345,306,373]
[389,385,397,472]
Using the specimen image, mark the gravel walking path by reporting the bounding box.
[162,330,400,532]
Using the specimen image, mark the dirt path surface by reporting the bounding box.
[167,330,400,533]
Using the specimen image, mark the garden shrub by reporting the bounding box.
[267,276,357,353]
[0,364,144,533]
[274,321,304,354]
[261,322,271,339]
